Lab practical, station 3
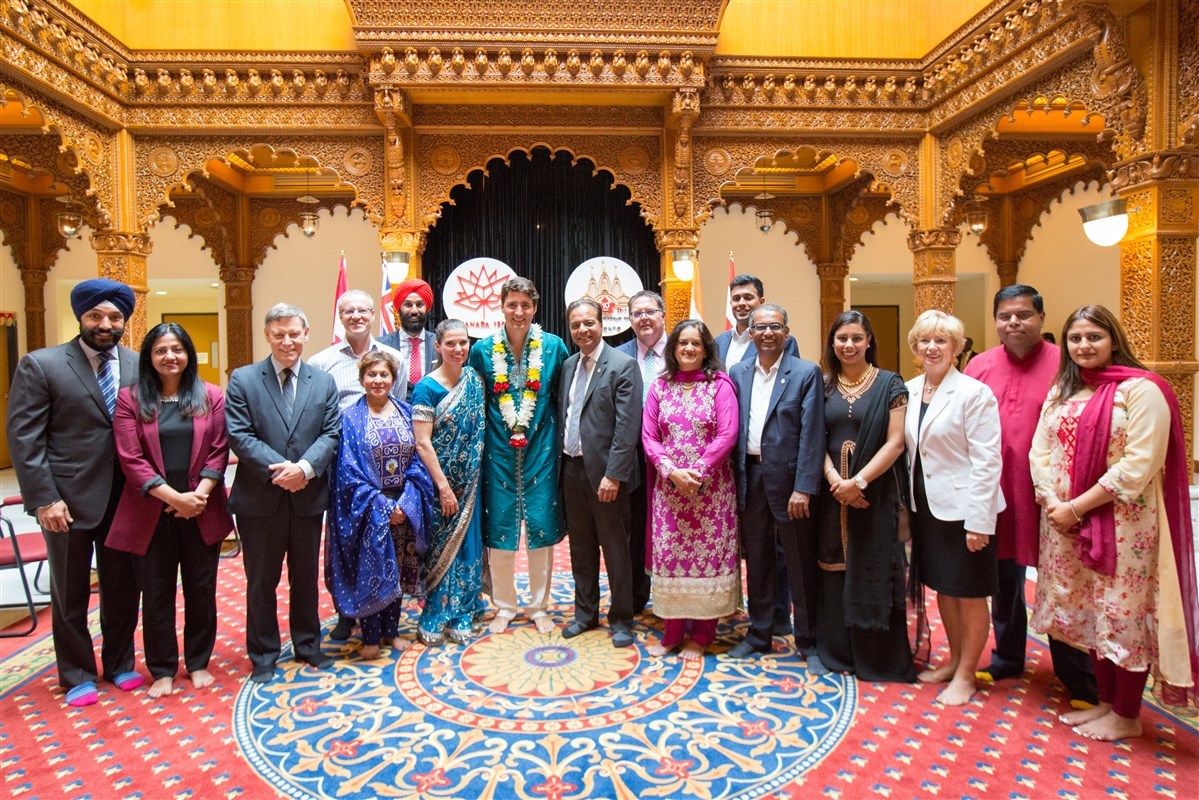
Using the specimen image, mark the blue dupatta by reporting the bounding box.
[326,396,434,618]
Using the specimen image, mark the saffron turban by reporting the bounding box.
[393,278,434,312]
[70,278,136,320]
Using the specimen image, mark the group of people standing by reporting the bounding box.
[6,272,1196,744]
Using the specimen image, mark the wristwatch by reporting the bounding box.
[853,475,868,491]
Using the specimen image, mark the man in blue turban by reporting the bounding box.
[5,277,143,706]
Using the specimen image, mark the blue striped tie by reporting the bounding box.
[96,353,116,417]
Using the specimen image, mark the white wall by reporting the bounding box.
[695,204,823,359]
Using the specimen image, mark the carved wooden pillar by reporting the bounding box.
[654,88,700,332]
[1112,150,1199,460]
[816,262,849,338]
[997,261,1019,289]
[907,229,960,315]
[219,265,256,375]
[375,86,426,325]
[90,231,152,344]
[19,267,48,352]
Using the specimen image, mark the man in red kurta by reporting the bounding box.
[965,285,1097,705]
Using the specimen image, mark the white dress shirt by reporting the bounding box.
[745,357,780,456]
[725,326,753,366]
[308,337,404,411]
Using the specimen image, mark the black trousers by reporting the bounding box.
[627,456,652,613]
[741,462,818,653]
[239,506,323,672]
[991,558,1097,703]
[137,513,221,680]
[41,478,140,688]
[563,456,634,632]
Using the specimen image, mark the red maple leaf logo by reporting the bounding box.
[454,263,510,315]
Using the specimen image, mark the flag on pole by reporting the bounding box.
[724,251,736,331]
[331,251,349,344]
[379,261,398,336]
[689,252,703,320]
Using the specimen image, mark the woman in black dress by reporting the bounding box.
[816,311,915,682]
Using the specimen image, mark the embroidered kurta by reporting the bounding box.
[964,339,1059,565]
[411,370,486,641]
[468,328,570,551]
[642,370,740,620]
[1030,378,1191,684]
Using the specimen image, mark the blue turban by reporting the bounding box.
[70,278,136,320]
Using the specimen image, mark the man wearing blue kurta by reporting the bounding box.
[468,277,570,634]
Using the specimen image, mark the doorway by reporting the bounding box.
[852,304,901,374]
[163,313,221,386]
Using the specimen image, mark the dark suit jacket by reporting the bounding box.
[730,355,825,522]
[108,383,235,554]
[557,345,643,492]
[378,329,439,387]
[6,338,138,529]
[225,358,341,518]
[715,329,800,365]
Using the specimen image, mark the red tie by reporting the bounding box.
[408,337,422,383]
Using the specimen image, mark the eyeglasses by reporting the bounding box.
[629,309,662,320]
[340,307,374,318]
[750,323,784,333]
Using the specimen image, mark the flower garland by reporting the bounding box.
[492,324,543,448]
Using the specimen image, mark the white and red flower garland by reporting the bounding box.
[492,324,543,448]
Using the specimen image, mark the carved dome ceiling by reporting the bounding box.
[66,0,992,60]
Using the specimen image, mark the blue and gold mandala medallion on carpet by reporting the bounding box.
[234,613,855,799]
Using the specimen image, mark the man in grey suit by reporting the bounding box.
[559,299,643,648]
[728,303,826,665]
[6,279,143,705]
[377,278,439,399]
[226,303,340,683]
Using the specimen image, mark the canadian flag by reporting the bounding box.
[331,252,349,344]
[724,252,736,331]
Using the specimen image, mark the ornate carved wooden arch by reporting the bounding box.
[420,142,660,233]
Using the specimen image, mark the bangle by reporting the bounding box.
[1067,500,1083,523]
[825,468,838,481]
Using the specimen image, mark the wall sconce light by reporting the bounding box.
[966,210,988,236]
[55,194,83,239]
[671,249,696,282]
[1078,198,1128,247]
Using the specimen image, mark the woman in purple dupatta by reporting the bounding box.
[327,352,434,659]
[1031,306,1198,742]
[642,320,740,660]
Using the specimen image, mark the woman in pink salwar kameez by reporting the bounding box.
[642,320,741,660]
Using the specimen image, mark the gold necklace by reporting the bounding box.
[837,368,871,390]
[837,365,878,411]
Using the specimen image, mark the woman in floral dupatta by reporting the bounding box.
[413,320,486,645]
[327,351,434,659]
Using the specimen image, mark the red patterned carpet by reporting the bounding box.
[2,547,1196,800]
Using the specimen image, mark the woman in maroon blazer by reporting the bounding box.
[110,323,233,698]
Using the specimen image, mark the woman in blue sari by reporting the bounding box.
[412,320,486,645]
[327,351,434,659]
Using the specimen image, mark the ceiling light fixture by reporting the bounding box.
[754,172,774,234]
[298,161,319,238]
[54,194,83,239]
[1078,198,1128,247]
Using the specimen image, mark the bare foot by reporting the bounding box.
[533,616,557,634]
[1060,701,1110,726]
[1074,711,1143,742]
[148,677,174,698]
[680,642,706,661]
[935,677,976,706]
[646,642,673,657]
[918,663,957,684]
[488,615,512,635]
[189,669,215,690]
[360,645,381,660]
[389,636,412,652]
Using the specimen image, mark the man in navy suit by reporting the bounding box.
[226,303,341,683]
[615,290,667,613]
[728,303,826,664]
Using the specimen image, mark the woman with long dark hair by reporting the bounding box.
[817,311,915,681]
[642,320,740,660]
[109,323,233,698]
[1030,305,1198,741]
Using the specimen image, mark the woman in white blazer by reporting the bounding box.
[904,310,1005,706]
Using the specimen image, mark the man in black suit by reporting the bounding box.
[378,278,439,399]
[226,303,341,684]
[560,299,643,647]
[614,289,666,613]
[728,303,826,666]
[6,279,143,705]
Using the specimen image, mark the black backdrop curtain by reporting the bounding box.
[422,147,659,344]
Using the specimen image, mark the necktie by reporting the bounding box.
[281,367,295,419]
[564,355,590,456]
[96,353,116,417]
[641,349,657,400]
[408,337,423,383]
